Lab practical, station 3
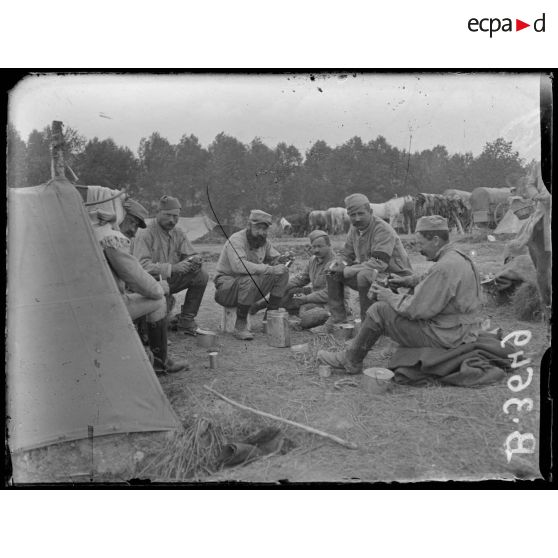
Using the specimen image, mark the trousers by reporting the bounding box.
[167,267,209,320]
[214,271,289,307]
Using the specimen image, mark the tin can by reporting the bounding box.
[318,364,332,378]
[267,308,291,348]
[208,352,218,369]
[262,320,268,334]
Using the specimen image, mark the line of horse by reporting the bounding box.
[280,191,473,237]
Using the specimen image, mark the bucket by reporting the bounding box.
[197,331,218,349]
[362,367,394,395]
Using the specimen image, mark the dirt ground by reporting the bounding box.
[10,232,548,484]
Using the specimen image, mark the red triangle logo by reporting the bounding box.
[516,19,530,31]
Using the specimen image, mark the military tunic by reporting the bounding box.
[379,243,482,348]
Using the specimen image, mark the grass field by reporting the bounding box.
[11,233,548,484]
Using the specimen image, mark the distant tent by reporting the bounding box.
[494,209,523,235]
[7,178,181,452]
[470,187,512,228]
[145,215,217,241]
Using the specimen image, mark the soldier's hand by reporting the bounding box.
[160,280,170,295]
[172,260,194,274]
[189,254,203,266]
[388,275,413,288]
[369,283,393,302]
[270,264,288,276]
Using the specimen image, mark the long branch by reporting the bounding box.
[203,385,358,450]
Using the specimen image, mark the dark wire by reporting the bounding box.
[205,182,269,302]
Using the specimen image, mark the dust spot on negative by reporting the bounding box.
[318,87,323,93]
[310,75,315,81]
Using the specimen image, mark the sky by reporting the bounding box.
[9,72,542,161]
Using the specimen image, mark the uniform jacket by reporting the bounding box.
[288,252,334,305]
[132,220,197,280]
[215,229,280,278]
[387,243,482,348]
[342,216,413,276]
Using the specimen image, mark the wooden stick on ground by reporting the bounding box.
[203,385,358,450]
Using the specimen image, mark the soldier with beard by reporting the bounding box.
[214,210,289,340]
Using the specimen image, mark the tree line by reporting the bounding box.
[7,123,528,225]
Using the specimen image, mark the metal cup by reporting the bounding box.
[208,352,218,369]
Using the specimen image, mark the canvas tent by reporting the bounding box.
[7,178,181,453]
[494,203,523,235]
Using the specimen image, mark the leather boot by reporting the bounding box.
[317,349,362,375]
[326,272,347,323]
[358,287,374,322]
[233,305,254,340]
[346,317,383,366]
[178,283,208,335]
[148,318,189,374]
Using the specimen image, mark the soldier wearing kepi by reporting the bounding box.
[275,229,336,329]
[133,195,210,336]
[91,199,189,375]
[318,216,483,374]
[326,193,413,328]
[214,209,290,340]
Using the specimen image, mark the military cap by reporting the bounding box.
[308,229,328,243]
[344,193,370,213]
[123,199,148,228]
[158,195,182,213]
[249,209,272,226]
[415,215,449,232]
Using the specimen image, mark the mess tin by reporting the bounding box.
[197,331,218,349]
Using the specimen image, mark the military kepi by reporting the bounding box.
[249,209,272,226]
[158,195,181,212]
[415,215,449,232]
[344,193,370,213]
[124,199,148,228]
[309,229,328,243]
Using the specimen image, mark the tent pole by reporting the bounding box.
[50,120,66,179]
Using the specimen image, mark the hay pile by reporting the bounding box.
[510,281,542,321]
[136,418,225,481]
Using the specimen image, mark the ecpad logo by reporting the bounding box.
[468,13,546,37]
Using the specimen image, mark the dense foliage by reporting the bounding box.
[7,124,528,224]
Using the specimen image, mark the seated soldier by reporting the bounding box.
[252,230,334,329]
[326,193,413,328]
[318,216,483,374]
[132,195,210,336]
[90,199,189,375]
[214,209,290,340]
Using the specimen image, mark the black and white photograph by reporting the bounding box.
[5,71,552,484]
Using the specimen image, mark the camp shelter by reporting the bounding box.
[145,215,217,241]
[494,208,523,235]
[470,187,511,228]
[7,177,181,453]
